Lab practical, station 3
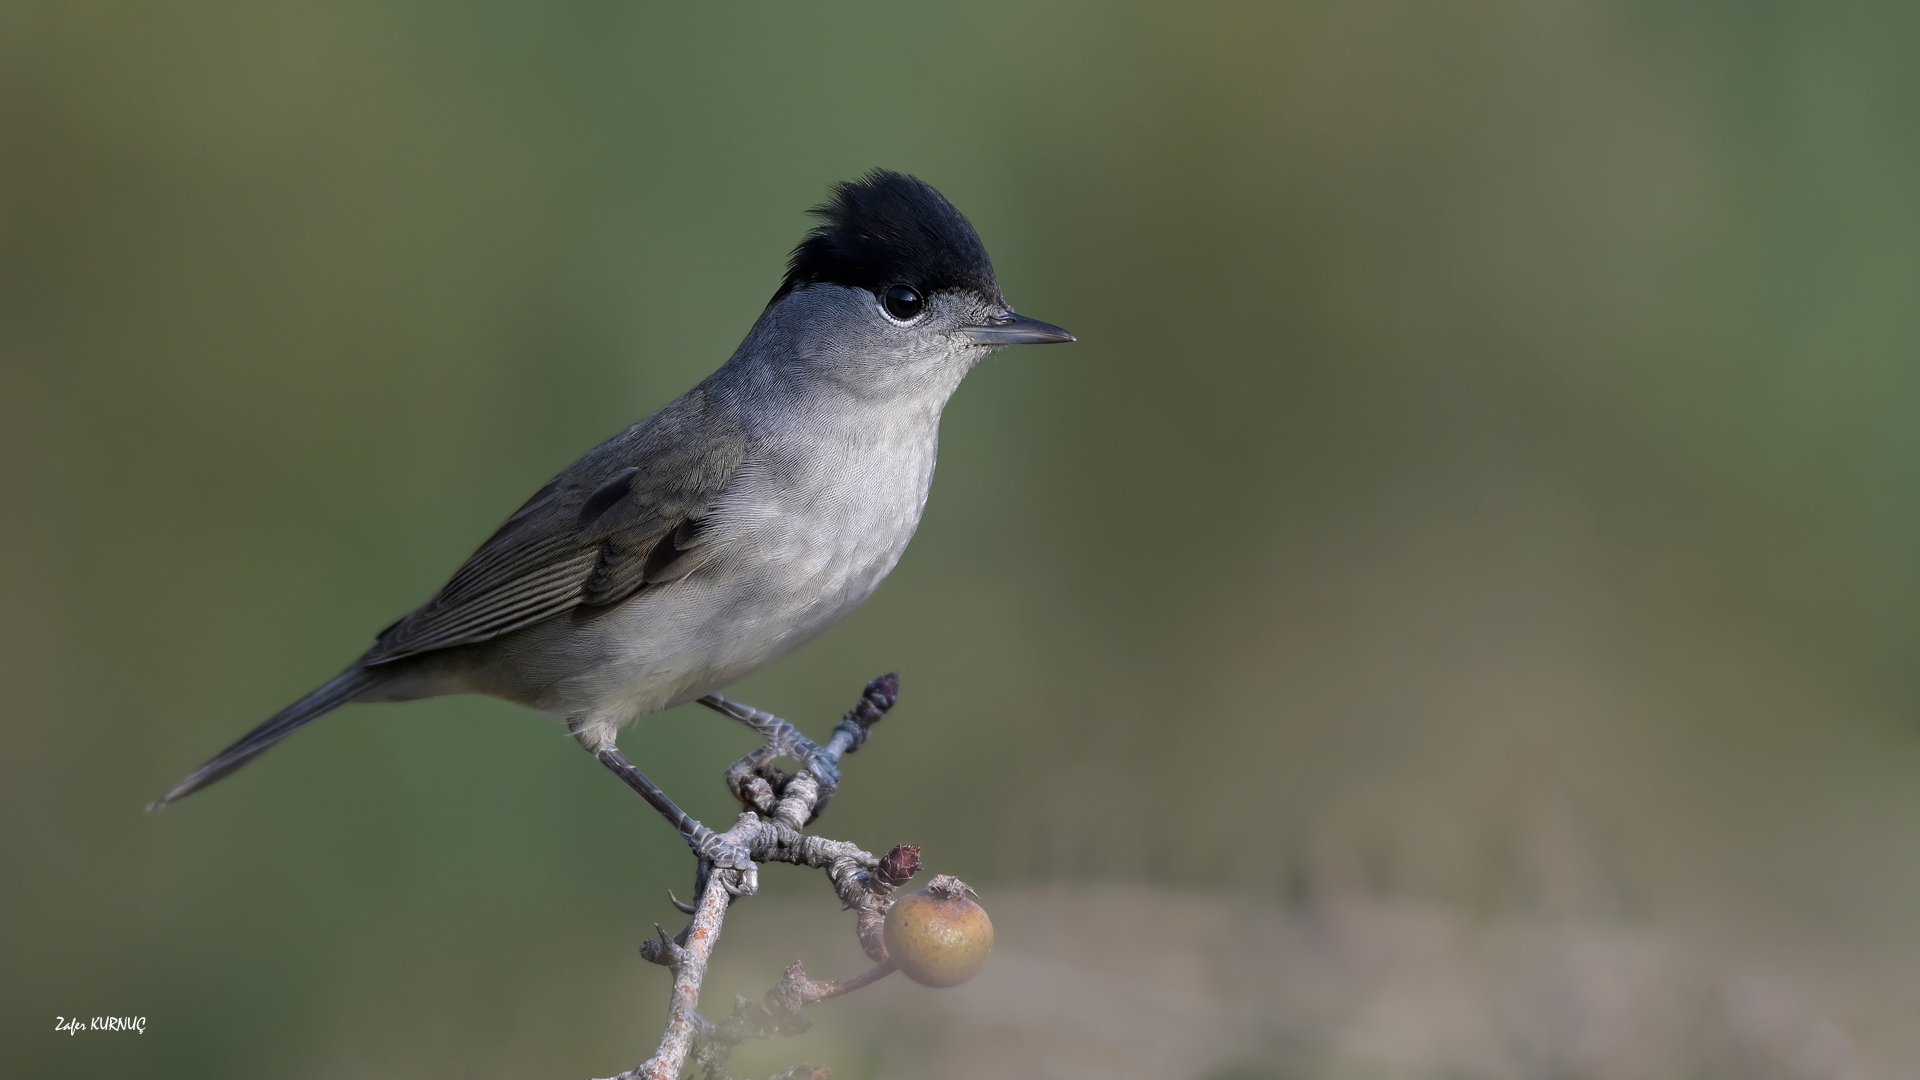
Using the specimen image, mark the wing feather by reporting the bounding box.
[362,385,746,665]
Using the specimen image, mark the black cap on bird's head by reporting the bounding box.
[773,170,1074,346]
[772,170,1001,307]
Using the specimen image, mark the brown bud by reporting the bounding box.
[834,673,898,755]
[876,844,922,888]
[850,673,899,729]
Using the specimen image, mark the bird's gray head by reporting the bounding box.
[749,170,1073,398]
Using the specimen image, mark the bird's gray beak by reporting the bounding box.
[958,311,1076,346]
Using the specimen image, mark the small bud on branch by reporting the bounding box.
[876,844,922,888]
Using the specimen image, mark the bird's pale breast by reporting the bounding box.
[504,405,942,745]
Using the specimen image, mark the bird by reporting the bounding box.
[149,170,1074,890]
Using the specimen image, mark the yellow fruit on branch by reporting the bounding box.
[882,874,992,988]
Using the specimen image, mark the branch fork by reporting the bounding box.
[596,675,934,1080]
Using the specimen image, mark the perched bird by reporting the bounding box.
[150,170,1073,889]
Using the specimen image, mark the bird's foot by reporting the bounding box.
[789,737,840,795]
[699,692,839,795]
[689,825,758,896]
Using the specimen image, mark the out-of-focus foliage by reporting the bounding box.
[3,2,1916,1077]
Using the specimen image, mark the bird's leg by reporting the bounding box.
[697,693,840,794]
[594,746,758,895]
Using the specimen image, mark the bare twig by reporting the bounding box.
[629,866,734,1080]
[685,958,899,1078]
[595,675,925,1080]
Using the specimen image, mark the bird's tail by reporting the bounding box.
[147,666,382,810]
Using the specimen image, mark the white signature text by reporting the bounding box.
[56,1016,146,1035]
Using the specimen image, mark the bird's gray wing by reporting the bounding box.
[361,386,747,665]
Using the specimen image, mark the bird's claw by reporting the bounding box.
[768,729,838,791]
[714,862,758,896]
[690,829,758,896]
[691,829,753,869]
[799,748,840,795]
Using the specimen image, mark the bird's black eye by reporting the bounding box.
[882,285,924,321]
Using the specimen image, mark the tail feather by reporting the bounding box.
[148,667,381,810]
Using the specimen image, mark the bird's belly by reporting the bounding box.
[680,502,915,672]
[511,437,935,735]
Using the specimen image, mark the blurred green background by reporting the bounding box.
[5,1,1919,1077]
